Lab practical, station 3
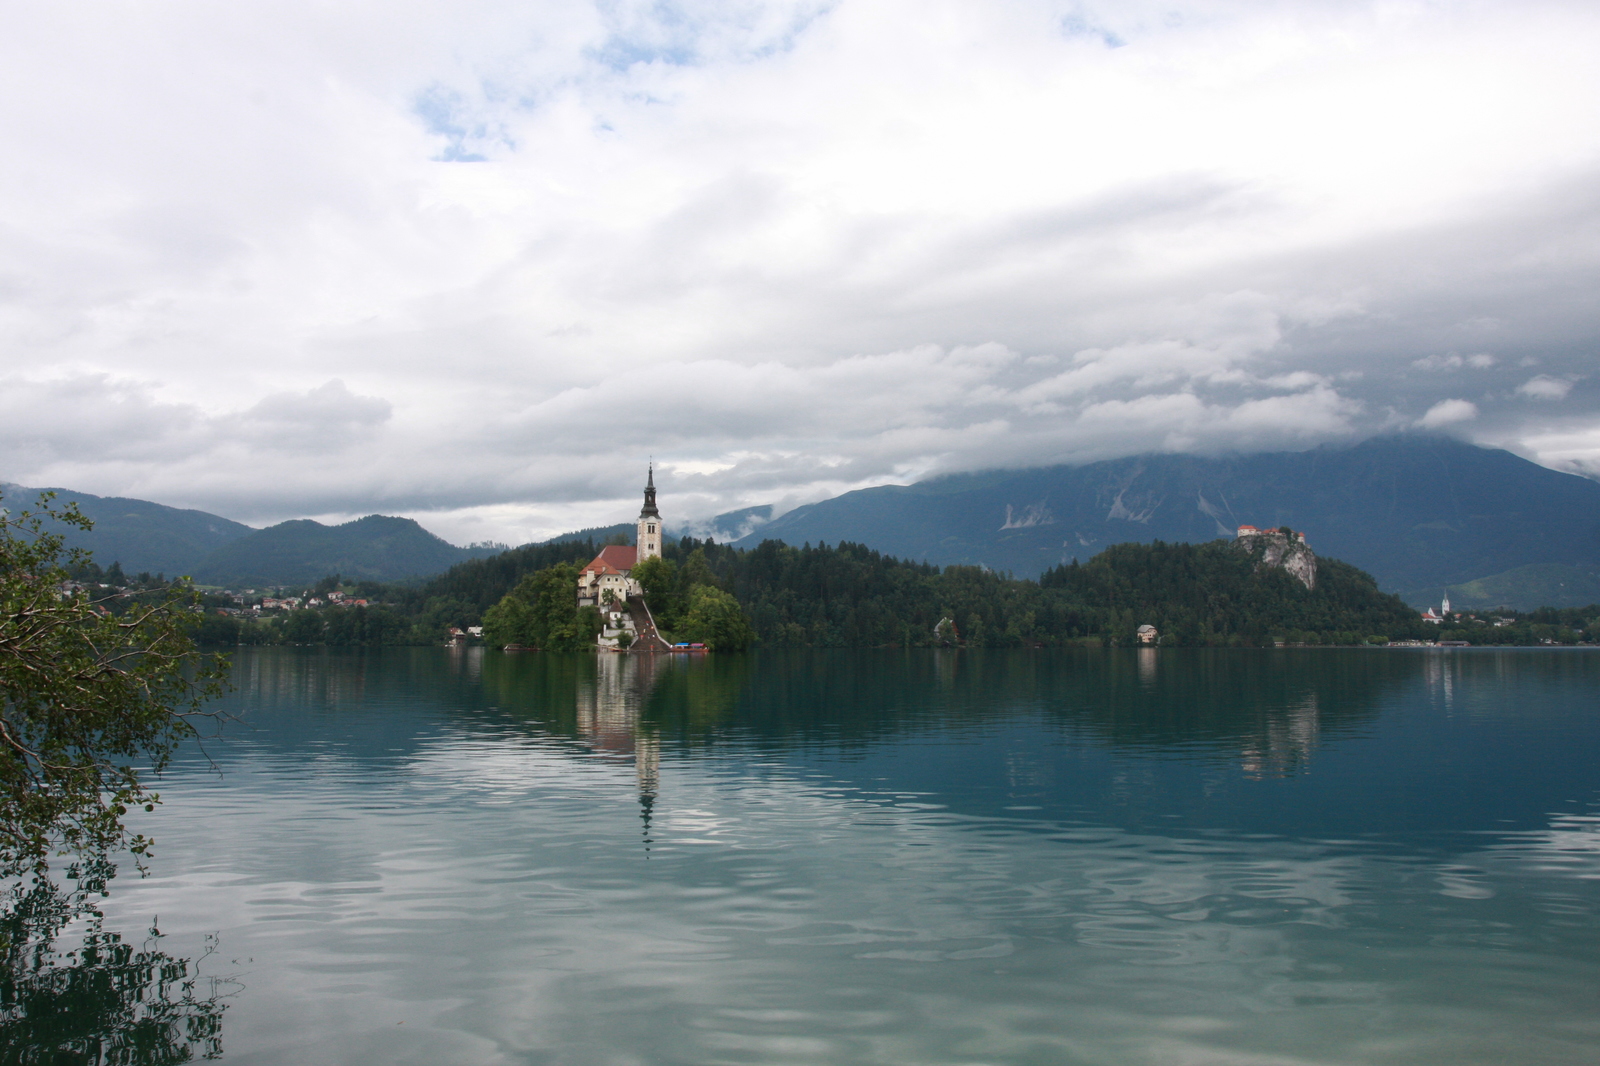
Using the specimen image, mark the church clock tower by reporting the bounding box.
[637,465,662,561]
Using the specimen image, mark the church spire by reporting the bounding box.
[640,463,659,519]
[637,464,662,561]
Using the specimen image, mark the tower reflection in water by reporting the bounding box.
[575,652,663,849]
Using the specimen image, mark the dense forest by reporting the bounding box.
[163,531,1569,649]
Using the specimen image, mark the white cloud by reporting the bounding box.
[1516,375,1575,401]
[1413,355,1463,371]
[1413,353,1497,371]
[2,0,1599,540]
[1418,399,1479,429]
[1513,422,1600,479]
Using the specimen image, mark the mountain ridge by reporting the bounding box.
[730,436,1600,594]
[192,515,504,586]
[1,482,254,576]
[1,483,501,586]
[15,434,1599,598]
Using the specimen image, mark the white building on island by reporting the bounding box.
[576,466,664,610]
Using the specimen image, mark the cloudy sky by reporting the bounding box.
[3,0,1598,544]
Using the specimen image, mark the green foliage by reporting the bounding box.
[482,595,535,647]
[482,564,601,650]
[393,538,607,617]
[631,556,678,620]
[678,586,757,650]
[680,548,718,592]
[183,530,1478,651]
[280,608,327,644]
[635,548,751,640]
[320,605,412,646]
[1425,603,1600,645]
[0,493,229,879]
[1038,542,1424,646]
[663,535,1423,648]
[193,612,243,646]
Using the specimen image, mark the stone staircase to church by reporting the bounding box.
[626,595,673,652]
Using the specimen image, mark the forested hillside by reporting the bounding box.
[697,537,1424,647]
[197,534,1436,648]
[191,515,504,585]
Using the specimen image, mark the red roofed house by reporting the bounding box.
[576,466,665,609]
[578,544,639,608]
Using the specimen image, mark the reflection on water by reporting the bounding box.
[1239,693,1320,779]
[0,864,234,1061]
[24,647,1600,1064]
[576,653,662,845]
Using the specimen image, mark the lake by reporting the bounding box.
[12,647,1600,1064]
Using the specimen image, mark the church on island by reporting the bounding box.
[577,467,666,649]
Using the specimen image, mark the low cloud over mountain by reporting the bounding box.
[3,1,1599,545]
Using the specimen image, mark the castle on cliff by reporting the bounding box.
[1236,524,1307,544]
[1234,523,1317,590]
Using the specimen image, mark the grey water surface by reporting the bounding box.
[53,648,1600,1063]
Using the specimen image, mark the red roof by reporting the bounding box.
[583,544,638,575]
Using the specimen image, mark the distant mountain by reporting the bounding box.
[731,436,1600,593]
[697,505,774,542]
[534,506,772,551]
[1406,563,1600,613]
[541,523,634,546]
[2,482,253,576]
[191,515,502,587]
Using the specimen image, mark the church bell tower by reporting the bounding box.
[637,464,662,561]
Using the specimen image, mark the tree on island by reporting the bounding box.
[482,562,601,649]
[630,555,678,620]
[1,492,230,883]
[631,549,757,647]
[678,586,757,651]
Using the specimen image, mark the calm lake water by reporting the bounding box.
[22,647,1600,1064]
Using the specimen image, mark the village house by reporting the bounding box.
[578,544,640,609]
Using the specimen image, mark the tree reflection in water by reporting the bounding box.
[0,860,235,1064]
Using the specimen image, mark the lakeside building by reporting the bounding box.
[1421,593,1452,624]
[577,466,664,610]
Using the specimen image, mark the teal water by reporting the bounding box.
[14,647,1600,1064]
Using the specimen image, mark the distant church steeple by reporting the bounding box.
[637,464,662,561]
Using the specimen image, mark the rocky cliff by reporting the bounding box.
[1235,530,1317,590]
